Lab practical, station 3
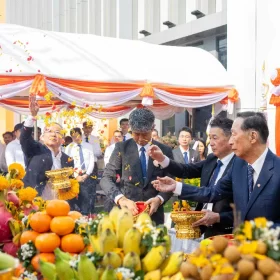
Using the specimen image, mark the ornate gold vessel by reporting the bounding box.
[171,211,205,239]
[45,167,74,190]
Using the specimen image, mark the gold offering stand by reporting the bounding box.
[45,167,74,194]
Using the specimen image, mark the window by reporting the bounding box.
[217,36,227,69]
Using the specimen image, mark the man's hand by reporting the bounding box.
[151,176,176,193]
[192,210,220,227]
[145,197,162,216]
[118,197,138,216]
[29,96,39,117]
[147,145,165,162]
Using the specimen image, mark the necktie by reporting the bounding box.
[78,144,86,170]
[208,160,223,187]
[248,165,254,199]
[85,137,89,143]
[183,152,188,164]
[140,146,147,179]
[123,135,126,141]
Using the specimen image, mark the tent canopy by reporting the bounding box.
[0,24,237,119]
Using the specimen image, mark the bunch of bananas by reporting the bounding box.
[39,206,184,280]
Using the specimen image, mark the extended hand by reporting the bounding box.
[118,197,138,216]
[151,176,176,192]
[145,197,162,216]
[192,210,220,227]
[29,96,39,117]
[147,145,165,162]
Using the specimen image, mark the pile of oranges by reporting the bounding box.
[19,200,85,271]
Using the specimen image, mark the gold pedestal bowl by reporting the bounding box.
[45,167,74,190]
[171,211,205,239]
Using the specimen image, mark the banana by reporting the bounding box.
[39,260,57,280]
[78,254,98,280]
[109,206,120,231]
[98,215,114,236]
[160,252,184,277]
[117,211,134,248]
[102,252,122,269]
[89,235,101,254]
[170,271,184,280]
[144,269,161,280]
[123,252,141,271]
[54,248,71,261]
[99,228,118,255]
[142,245,166,272]
[136,211,152,226]
[55,256,76,280]
[0,252,16,270]
[123,227,141,256]
[101,266,118,280]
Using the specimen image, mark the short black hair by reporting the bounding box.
[178,126,193,138]
[70,127,82,136]
[113,130,123,135]
[120,118,129,125]
[2,131,13,138]
[210,116,233,137]
[236,111,269,144]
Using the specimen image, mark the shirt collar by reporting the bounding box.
[250,147,268,175]
[136,142,150,152]
[179,145,189,154]
[219,152,235,166]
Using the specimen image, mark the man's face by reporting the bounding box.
[120,121,129,134]
[42,124,64,148]
[229,118,253,159]
[151,131,159,140]
[178,131,192,148]
[14,130,21,140]
[132,130,152,146]
[209,127,232,159]
[82,125,93,136]
[3,134,13,145]
[71,132,82,143]
[114,132,123,143]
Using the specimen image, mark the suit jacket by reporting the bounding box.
[172,147,200,165]
[20,126,74,196]
[100,139,174,225]
[166,153,234,237]
[177,149,280,226]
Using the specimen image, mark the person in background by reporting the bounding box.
[151,129,161,142]
[119,118,132,141]
[2,132,13,145]
[173,127,200,165]
[5,123,26,168]
[65,128,95,215]
[104,130,123,166]
[196,138,208,161]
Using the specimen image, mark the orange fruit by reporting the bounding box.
[46,200,70,217]
[31,253,55,271]
[68,211,82,221]
[61,234,85,253]
[50,216,75,236]
[30,212,52,233]
[20,230,40,245]
[35,233,61,253]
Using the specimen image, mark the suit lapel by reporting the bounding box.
[245,150,274,217]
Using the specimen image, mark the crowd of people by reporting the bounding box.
[1,96,279,239]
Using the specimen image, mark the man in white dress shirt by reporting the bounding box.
[104,130,124,166]
[5,123,26,168]
[65,127,95,215]
[119,118,132,141]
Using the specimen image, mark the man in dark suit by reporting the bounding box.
[20,96,74,197]
[151,112,280,226]
[100,108,174,225]
[148,116,235,237]
[173,127,200,164]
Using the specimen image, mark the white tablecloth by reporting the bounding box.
[168,228,203,253]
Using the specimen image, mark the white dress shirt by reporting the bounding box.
[82,134,102,162]
[65,142,95,176]
[5,139,25,168]
[104,143,115,166]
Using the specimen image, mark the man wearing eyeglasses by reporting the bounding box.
[20,96,74,198]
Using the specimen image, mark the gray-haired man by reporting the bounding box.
[100,108,174,225]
